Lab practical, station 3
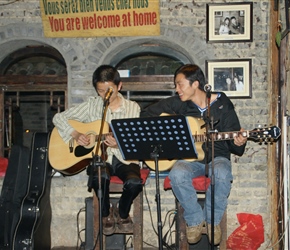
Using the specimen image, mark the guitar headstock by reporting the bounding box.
[248,125,281,143]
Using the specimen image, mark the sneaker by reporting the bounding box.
[115,203,133,232]
[186,221,204,244]
[102,203,115,235]
[207,224,222,245]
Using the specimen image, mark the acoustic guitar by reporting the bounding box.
[48,120,111,175]
[145,116,281,171]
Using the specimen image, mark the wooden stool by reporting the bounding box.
[164,175,227,250]
[93,168,150,250]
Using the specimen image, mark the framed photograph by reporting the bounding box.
[205,59,252,99]
[206,2,253,43]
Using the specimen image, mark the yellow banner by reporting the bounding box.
[39,0,160,37]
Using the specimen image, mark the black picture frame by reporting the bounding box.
[206,2,253,43]
[205,59,252,99]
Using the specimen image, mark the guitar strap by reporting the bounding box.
[201,118,220,129]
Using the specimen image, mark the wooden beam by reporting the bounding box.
[269,1,281,249]
[0,75,67,84]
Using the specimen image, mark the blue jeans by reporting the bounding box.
[168,157,232,226]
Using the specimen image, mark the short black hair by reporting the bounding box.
[92,65,121,90]
[174,64,206,91]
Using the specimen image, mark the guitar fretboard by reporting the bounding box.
[95,132,114,142]
[194,130,249,142]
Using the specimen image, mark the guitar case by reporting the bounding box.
[11,132,52,250]
[33,133,52,250]
[0,144,30,250]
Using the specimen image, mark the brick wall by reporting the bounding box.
[0,0,273,248]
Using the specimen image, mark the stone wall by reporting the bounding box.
[0,0,273,248]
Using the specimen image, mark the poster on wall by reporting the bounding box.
[39,0,160,37]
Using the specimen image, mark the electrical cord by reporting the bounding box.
[143,182,158,235]
[143,183,178,250]
[161,210,177,250]
[162,211,177,249]
[125,235,133,249]
[262,173,289,249]
[76,206,86,249]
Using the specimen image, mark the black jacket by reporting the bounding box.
[140,92,246,163]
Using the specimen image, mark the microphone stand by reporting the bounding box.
[204,88,215,250]
[87,98,110,250]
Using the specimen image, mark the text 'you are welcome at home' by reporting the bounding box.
[43,0,157,32]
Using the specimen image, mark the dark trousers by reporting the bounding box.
[89,156,142,219]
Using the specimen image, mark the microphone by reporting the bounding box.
[104,86,114,102]
[204,84,212,92]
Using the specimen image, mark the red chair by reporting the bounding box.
[0,157,8,177]
[164,175,227,250]
[93,168,150,250]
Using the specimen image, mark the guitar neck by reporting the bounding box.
[194,130,248,142]
[96,132,114,142]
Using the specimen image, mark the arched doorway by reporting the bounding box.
[111,43,192,109]
[0,45,67,157]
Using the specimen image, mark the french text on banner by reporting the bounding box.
[40,0,160,37]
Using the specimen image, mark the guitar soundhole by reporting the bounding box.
[75,146,94,157]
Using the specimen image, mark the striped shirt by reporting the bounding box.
[52,93,140,165]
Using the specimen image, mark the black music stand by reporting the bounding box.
[111,115,198,250]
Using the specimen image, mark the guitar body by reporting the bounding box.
[48,120,110,175]
[12,132,52,250]
[145,116,206,171]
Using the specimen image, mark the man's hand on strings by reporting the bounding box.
[234,128,247,147]
[104,134,118,148]
[71,130,90,146]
